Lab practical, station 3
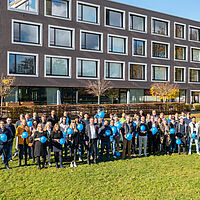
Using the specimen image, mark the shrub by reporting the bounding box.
[193,103,200,111]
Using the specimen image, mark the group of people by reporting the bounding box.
[0,109,199,170]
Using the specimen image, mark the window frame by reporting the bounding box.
[104,7,125,30]
[7,51,38,77]
[174,22,186,40]
[44,55,71,79]
[104,60,125,81]
[129,12,147,33]
[12,19,42,46]
[132,37,147,57]
[151,17,170,37]
[151,40,170,60]
[190,46,200,63]
[44,0,72,21]
[174,66,186,83]
[128,62,147,82]
[48,25,75,50]
[77,1,100,25]
[80,30,103,53]
[76,57,100,80]
[151,64,170,82]
[174,44,188,62]
[188,67,200,84]
[188,25,200,43]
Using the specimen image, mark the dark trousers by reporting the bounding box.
[54,151,63,163]
[69,147,78,163]
[0,144,8,167]
[148,136,157,156]
[100,140,110,161]
[36,156,46,168]
[31,146,35,162]
[87,139,97,163]
[18,144,28,165]
[178,137,186,153]
[122,138,132,159]
[132,136,137,154]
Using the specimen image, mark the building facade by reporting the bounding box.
[1,0,200,105]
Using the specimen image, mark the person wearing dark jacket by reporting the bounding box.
[30,112,40,124]
[47,110,58,127]
[85,118,98,164]
[0,120,12,169]
[99,120,112,162]
[33,123,48,169]
[50,123,64,168]
[169,117,177,153]
[59,111,71,125]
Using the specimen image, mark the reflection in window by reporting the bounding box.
[152,66,168,81]
[78,3,98,23]
[50,27,73,48]
[190,27,200,41]
[189,69,200,82]
[46,0,70,18]
[9,53,36,75]
[78,59,98,78]
[130,64,145,80]
[175,46,186,60]
[175,68,184,82]
[175,24,185,39]
[9,0,38,13]
[152,19,168,36]
[152,42,168,58]
[81,32,101,51]
[46,57,69,76]
[130,14,145,32]
[106,9,124,28]
[106,62,123,79]
[13,21,40,44]
[192,48,200,62]
[109,36,126,54]
[133,40,145,56]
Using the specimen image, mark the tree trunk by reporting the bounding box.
[98,95,100,104]
[0,96,3,116]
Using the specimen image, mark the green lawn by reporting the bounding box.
[0,153,200,200]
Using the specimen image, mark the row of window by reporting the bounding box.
[8,0,200,42]
[7,51,200,83]
[11,19,200,62]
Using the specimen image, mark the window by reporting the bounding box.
[77,59,99,78]
[12,20,42,45]
[175,45,187,61]
[49,26,74,49]
[152,18,169,36]
[8,52,38,76]
[175,67,185,83]
[152,42,169,59]
[133,39,146,56]
[105,61,124,80]
[45,56,70,77]
[189,26,200,42]
[189,68,200,83]
[129,63,146,81]
[105,8,125,29]
[45,0,70,19]
[78,2,99,24]
[81,31,102,51]
[129,13,146,32]
[108,35,127,54]
[8,0,38,14]
[175,23,185,39]
[191,48,200,62]
[152,65,169,82]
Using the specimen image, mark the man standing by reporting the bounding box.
[47,110,58,127]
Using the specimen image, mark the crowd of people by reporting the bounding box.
[0,109,199,170]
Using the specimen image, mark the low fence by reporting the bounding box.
[0,102,188,122]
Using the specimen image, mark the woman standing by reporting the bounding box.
[33,123,47,170]
[160,119,170,155]
[50,123,64,168]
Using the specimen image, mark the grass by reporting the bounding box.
[0,153,200,200]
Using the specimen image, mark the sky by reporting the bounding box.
[112,0,200,22]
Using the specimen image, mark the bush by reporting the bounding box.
[193,103,200,111]
[183,103,193,111]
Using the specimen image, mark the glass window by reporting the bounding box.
[13,21,40,44]
[175,24,185,39]
[106,9,124,28]
[175,46,187,60]
[130,64,146,80]
[133,39,146,56]
[78,59,98,78]
[8,0,38,13]
[108,36,126,54]
[50,27,73,48]
[190,27,200,41]
[46,0,70,18]
[152,42,168,58]
[152,19,168,36]
[81,32,101,51]
[78,3,98,23]
[192,48,200,62]
[105,62,123,79]
[130,14,145,32]
[152,66,168,81]
[9,53,37,75]
[175,68,184,82]
[46,57,69,77]
[189,69,200,82]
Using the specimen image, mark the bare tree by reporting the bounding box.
[86,80,113,104]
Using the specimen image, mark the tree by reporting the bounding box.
[0,74,15,107]
[150,82,179,103]
[86,80,113,104]
[105,89,119,104]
